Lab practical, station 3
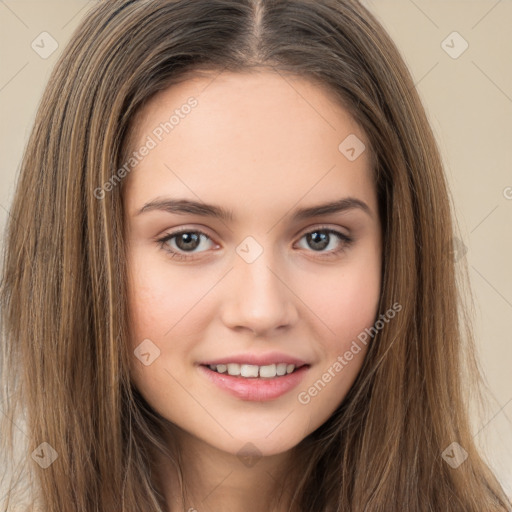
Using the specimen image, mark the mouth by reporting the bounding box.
[202,362,307,379]
[198,362,311,401]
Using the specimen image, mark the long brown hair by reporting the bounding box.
[1,0,510,510]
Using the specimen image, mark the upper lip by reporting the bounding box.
[200,352,309,367]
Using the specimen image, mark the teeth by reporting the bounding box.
[227,363,240,376]
[259,364,276,378]
[208,362,298,378]
[276,363,287,376]
[240,364,259,377]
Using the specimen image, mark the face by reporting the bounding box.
[123,70,382,458]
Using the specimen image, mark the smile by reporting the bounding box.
[207,363,300,378]
[199,364,310,401]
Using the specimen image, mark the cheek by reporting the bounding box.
[126,248,222,403]
[125,257,204,400]
[304,255,381,347]
[126,249,214,344]
[295,267,379,420]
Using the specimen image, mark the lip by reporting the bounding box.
[198,364,310,401]
[200,351,309,367]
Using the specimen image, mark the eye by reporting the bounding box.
[295,227,353,257]
[157,229,217,261]
[157,226,354,262]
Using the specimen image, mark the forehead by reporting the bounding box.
[123,70,376,218]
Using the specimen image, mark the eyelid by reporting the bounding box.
[294,223,351,240]
[155,224,218,243]
[156,226,218,249]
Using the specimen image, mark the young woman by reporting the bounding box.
[1,0,510,511]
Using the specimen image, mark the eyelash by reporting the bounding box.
[156,226,354,262]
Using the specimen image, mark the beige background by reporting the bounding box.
[0,0,511,497]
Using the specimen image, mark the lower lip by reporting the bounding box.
[198,365,310,401]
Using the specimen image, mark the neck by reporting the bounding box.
[154,426,303,512]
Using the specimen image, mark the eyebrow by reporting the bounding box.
[136,197,372,221]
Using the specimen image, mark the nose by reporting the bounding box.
[219,250,299,336]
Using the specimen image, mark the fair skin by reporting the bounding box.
[123,69,382,512]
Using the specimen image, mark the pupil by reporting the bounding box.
[307,231,329,251]
[176,233,200,251]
